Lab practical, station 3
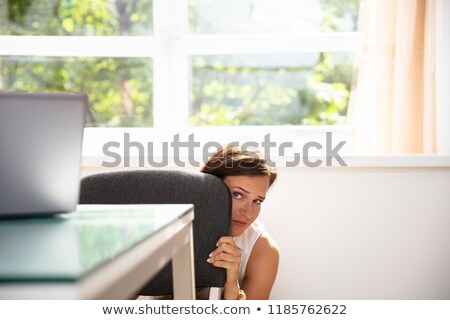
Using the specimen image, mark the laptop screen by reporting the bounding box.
[0,92,86,217]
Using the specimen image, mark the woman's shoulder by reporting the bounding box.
[244,229,280,297]
[253,229,280,260]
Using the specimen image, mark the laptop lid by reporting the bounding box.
[0,92,86,217]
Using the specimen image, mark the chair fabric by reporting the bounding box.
[79,169,231,296]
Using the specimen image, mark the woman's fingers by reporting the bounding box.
[208,248,241,264]
[208,251,238,263]
[208,237,242,285]
[216,236,238,247]
[208,236,241,268]
[213,237,241,255]
[211,243,241,257]
[208,252,240,280]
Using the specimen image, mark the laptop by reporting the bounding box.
[0,92,87,217]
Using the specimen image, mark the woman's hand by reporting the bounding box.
[207,236,242,299]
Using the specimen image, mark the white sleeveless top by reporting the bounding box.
[233,220,266,285]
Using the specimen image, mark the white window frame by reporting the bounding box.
[0,0,365,166]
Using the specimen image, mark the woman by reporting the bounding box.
[201,144,279,300]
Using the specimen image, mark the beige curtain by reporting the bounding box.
[349,0,436,153]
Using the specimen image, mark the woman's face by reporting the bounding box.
[223,175,270,237]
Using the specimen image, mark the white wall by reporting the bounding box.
[260,160,450,299]
[82,156,450,299]
[437,0,450,153]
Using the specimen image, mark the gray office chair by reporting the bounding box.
[79,169,231,299]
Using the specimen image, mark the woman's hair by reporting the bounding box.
[200,144,277,187]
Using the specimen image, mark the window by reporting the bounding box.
[189,0,360,126]
[190,52,354,126]
[0,0,362,161]
[1,0,154,127]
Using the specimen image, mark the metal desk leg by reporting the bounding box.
[172,224,196,299]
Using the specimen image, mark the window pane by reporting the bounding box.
[1,0,153,35]
[0,56,153,127]
[190,53,354,126]
[189,0,360,34]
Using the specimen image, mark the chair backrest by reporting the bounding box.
[79,169,231,296]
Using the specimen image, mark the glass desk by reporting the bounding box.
[0,204,195,299]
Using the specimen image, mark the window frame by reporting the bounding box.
[0,0,364,164]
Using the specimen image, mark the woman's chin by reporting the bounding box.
[230,228,245,237]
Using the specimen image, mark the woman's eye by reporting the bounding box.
[254,199,263,205]
[233,192,243,199]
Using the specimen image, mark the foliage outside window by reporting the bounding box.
[0,0,153,127]
[0,0,360,128]
[189,0,360,126]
